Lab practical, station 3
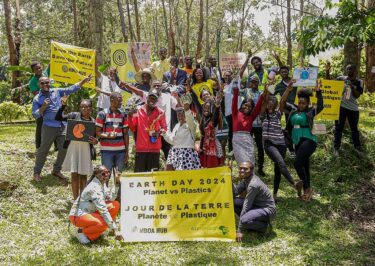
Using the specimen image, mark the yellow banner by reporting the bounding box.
[50,41,96,89]
[294,79,345,120]
[120,167,236,242]
[110,43,151,83]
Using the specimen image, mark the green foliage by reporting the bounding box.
[358,93,375,109]
[23,103,33,120]
[296,0,375,57]
[0,81,12,102]
[0,101,26,122]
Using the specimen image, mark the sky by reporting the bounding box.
[250,1,340,66]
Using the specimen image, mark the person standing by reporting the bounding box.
[233,161,276,242]
[203,55,222,81]
[247,75,265,176]
[274,66,297,156]
[55,97,98,199]
[163,56,187,86]
[127,89,167,172]
[334,64,364,155]
[247,56,268,91]
[96,92,129,178]
[281,82,323,201]
[32,75,92,182]
[182,55,194,76]
[96,67,123,112]
[151,47,170,81]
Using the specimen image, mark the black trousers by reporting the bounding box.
[284,112,294,152]
[334,106,361,149]
[251,127,264,170]
[294,138,317,189]
[35,117,43,149]
[134,152,160,172]
[161,137,171,160]
[264,140,295,195]
[225,115,233,152]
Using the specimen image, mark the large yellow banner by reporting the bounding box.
[120,167,236,242]
[110,43,151,83]
[50,41,96,89]
[295,79,345,120]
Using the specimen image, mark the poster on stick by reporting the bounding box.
[120,167,236,242]
[292,67,319,87]
[110,43,151,83]
[219,53,247,76]
[50,41,96,89]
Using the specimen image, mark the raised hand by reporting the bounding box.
[61,93,68,106]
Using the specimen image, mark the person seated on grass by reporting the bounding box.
[69,165,122,244]
[233,161,276,243]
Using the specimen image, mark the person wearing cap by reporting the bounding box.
[119,79,179,159]
[151,47,170,81]
[127,88,167,172]
[247,56,268,92]
[162,104,200,170]
[246,75,266,176]
[163,56,187,86]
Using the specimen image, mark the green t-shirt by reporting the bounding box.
[290,112,317,145]
[28,67,50,92]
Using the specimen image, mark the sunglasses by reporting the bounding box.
[40,81,50,85]
[100,171,110,177]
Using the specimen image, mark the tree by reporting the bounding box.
[286,0,292,68]
[134,0,141,41]
[195,0,204,59]
[88,0,104,64]
[117,0,129,42]
[365,0,375,92]
[184,0,194,55]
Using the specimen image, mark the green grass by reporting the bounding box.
[0,111,374,265]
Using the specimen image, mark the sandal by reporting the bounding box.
[302,188,313,202]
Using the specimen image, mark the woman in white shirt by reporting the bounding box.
[162,105,201,170]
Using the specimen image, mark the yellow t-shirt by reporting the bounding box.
[192,79,214,104]
[151,58,171,81]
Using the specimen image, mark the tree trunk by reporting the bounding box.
[365,0,375,92]
[161,0,170,54]
[184,0,193,55]
[88,0,104,64]
[153,0,159,51]
[133,0,141,41]
[298,0,304,66]
[168,0,176,56]
[4,0,21,101]
[343,40,360,70]
[286,0,292,69]
[72,0,78,45]
[204,0,209,59]
[195,0,204,59]
[117,0,128,42]
[125,0,136,42]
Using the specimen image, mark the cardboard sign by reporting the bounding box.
[120,167,236,242]
[50,41,96,89]
[219,53,247,76]
[292,67,319,87]
[66,120,95,142]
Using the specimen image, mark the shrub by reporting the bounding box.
[23,103,33,120]
[0,81,11,103]
[358,93,375,109]
[0,101,26,122]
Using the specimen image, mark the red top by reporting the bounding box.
[127,105,167,153]
[232,87,264,132]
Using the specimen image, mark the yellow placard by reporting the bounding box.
[294,79,345,120]
[110,43,151,83]
[50,41,96,89]
[120,167,236,242]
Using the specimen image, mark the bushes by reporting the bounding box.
[358,93,375,109]
[0,81,11,103]
[0,101,26,122]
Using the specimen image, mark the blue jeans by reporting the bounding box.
[101,150,125,173]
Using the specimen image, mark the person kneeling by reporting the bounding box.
[69,166,122,244]
[233,162,276,242]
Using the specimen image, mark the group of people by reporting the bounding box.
[29,47,364,244]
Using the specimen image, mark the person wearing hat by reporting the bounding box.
[247,56,268,92]
[162,104,200,170]
[133,67,156,92]
[127,88,167,172]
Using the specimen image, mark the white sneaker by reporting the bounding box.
[76,230,90,244]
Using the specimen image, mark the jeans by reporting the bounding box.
[34,125,67,174]
[225,115,233,152]
[234,198,273,233]
[251,127,264,170]
[101,150,126,173]
[294,138,317,189]
[264,140,295,195]
[334,106,361,149]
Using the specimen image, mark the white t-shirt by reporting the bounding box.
[96,74,121,109]
[141,92,178,130]
[224,76,242,117]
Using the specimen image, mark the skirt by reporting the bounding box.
[62,141,93,175]
[232,131,255,165]
[167,147,201,170]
